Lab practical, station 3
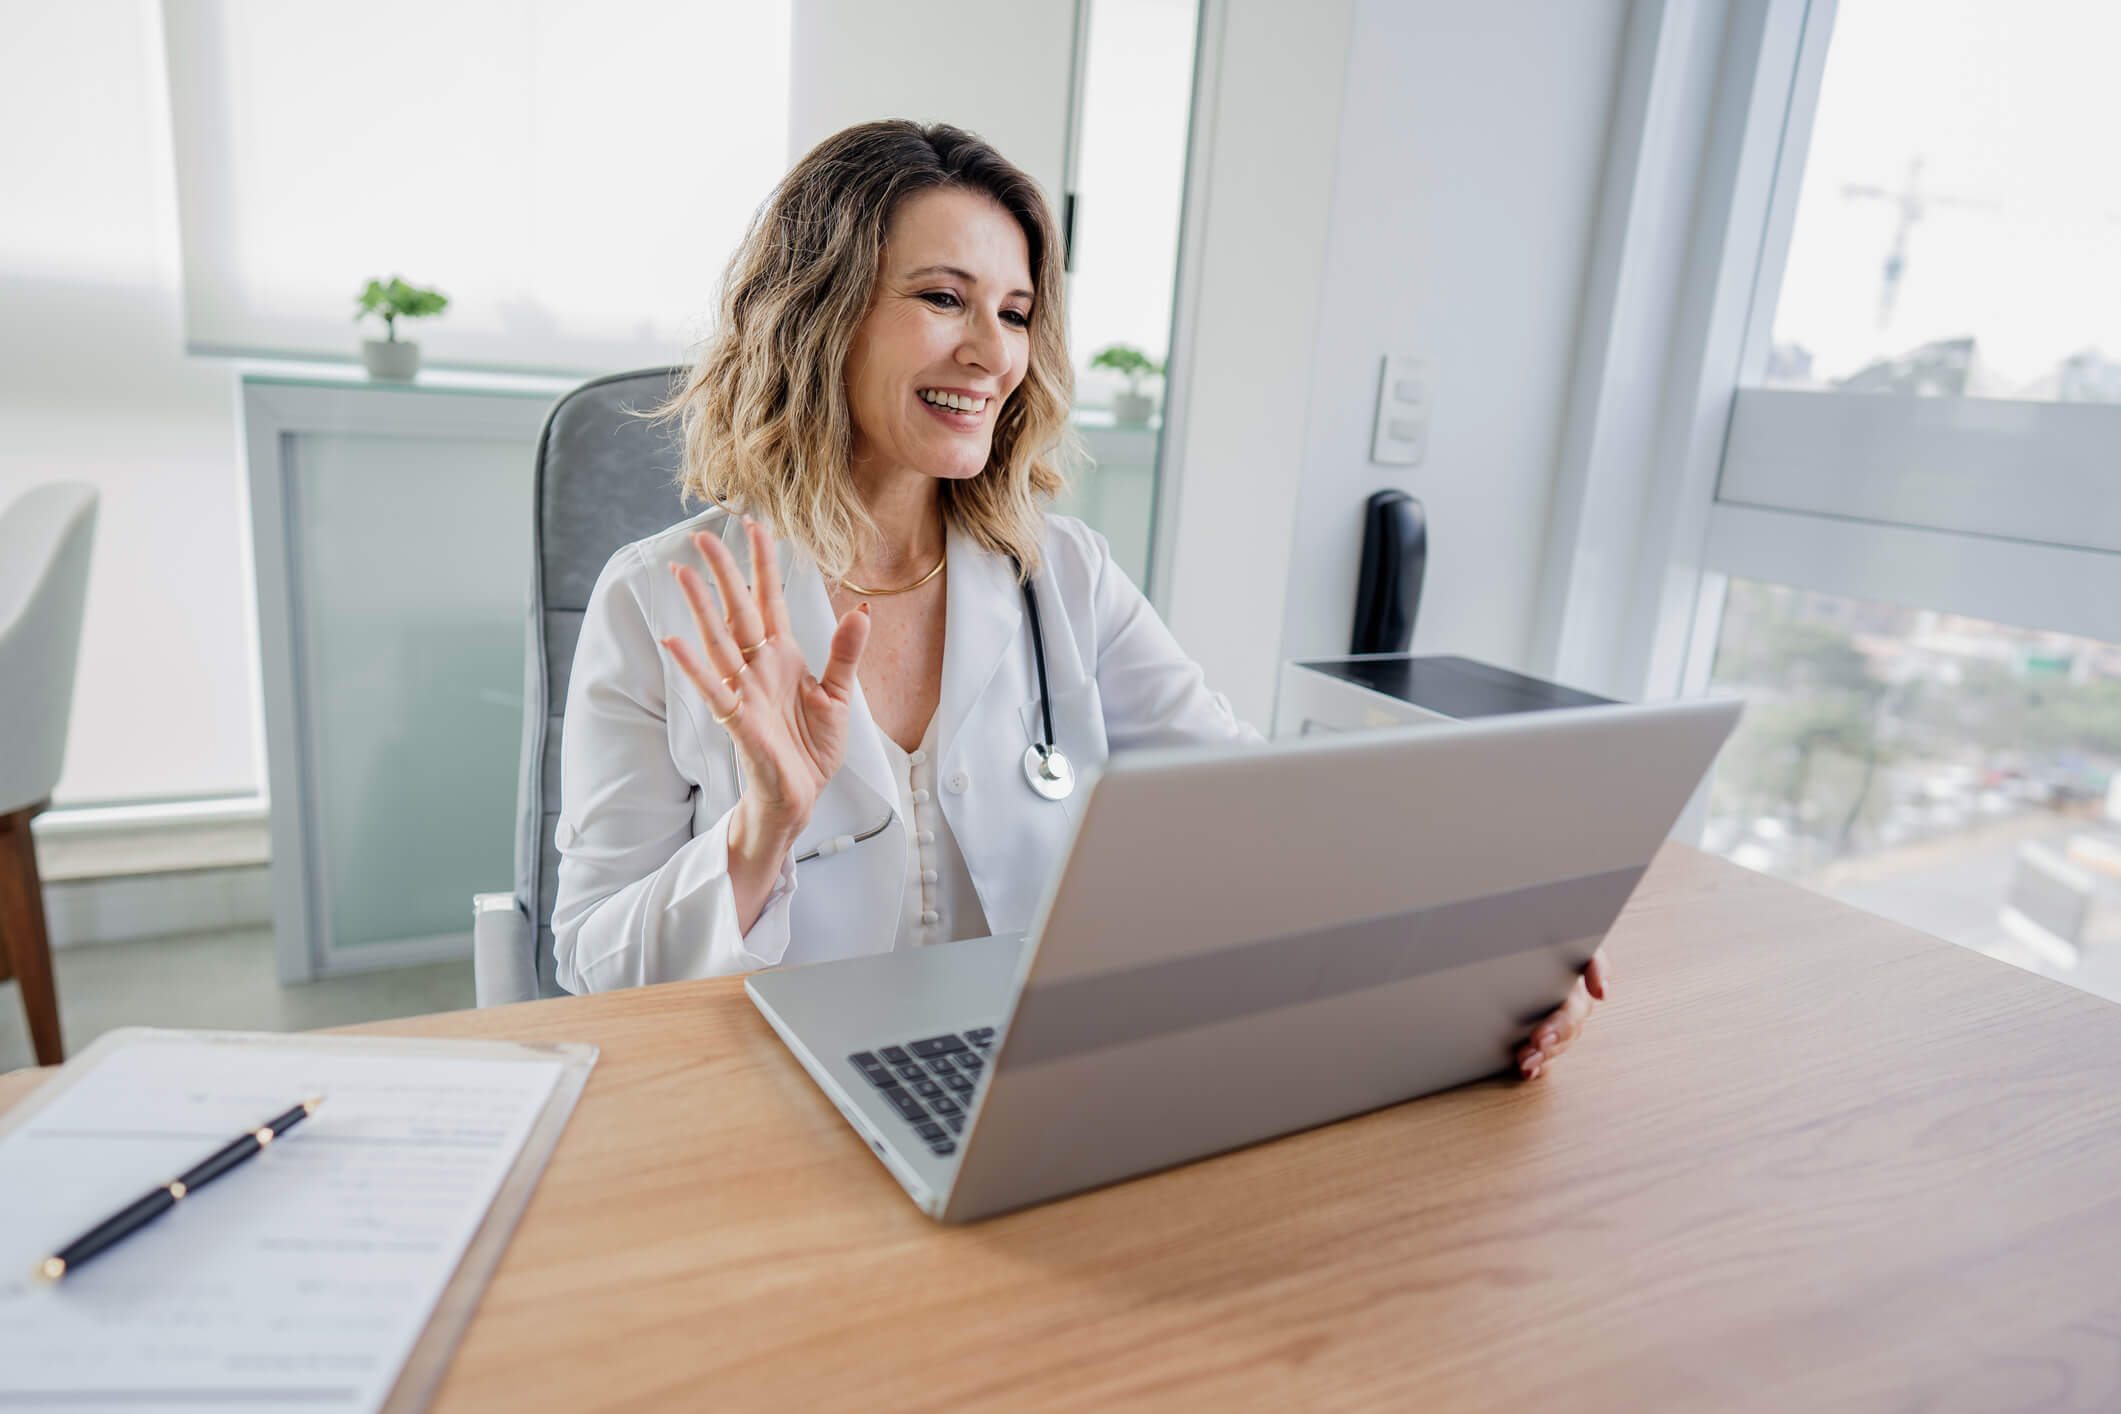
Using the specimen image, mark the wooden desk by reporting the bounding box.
[8,844,2121,1410]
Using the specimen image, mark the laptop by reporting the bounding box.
[747,696,1742,1223]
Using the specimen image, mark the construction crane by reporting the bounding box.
[1842,156,1998,328]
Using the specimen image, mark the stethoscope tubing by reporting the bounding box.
[1018,561,1058,762]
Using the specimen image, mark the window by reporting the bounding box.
[1051,0,1200,589]
[1764,0,2121,403]
[1703,581,2121,998]
[161,0,792,374]
[1672,0,2121,999]
[1719,0,2121,561]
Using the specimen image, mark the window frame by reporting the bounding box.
[1537,0,2121,747]
[1706,0,2121,649]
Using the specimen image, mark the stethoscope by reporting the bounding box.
[787,559,1070,865]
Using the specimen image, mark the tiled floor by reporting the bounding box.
[0,929,476,1074]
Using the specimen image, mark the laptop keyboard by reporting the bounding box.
[847,1028,996,1158]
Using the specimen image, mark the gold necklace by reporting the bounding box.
[840,549,946,597]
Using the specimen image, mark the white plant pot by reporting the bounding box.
[1112,388,1156,427]
[361,338,421,380]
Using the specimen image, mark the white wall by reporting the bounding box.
[1161,0,1631,727]
[787,0,1078,204]
[0,1,258,804]
[1274,0,1631,684]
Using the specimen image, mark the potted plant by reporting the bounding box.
[1090,344,1164,427]
[354,276,449,380]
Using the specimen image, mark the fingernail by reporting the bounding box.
[858,602,870,615]
[1538,1030,1558,1050]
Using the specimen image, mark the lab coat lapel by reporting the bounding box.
[934,524,1086,937]
[935,521,1024,766]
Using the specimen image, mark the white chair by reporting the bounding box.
[0,483,98,1064]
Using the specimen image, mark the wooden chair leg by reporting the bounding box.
[0,804,64,1066]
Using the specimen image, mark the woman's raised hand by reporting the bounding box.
[661,519,871,856]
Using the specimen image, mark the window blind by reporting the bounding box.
[160,0,791,374]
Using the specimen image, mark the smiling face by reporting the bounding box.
[843,186,1035,490]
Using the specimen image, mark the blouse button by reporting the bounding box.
[944,770,971,795]
[921,868,938,884]
[910,749,927,765]
[911,787,930,805]
[920,909,939,925]
[917,830,935,845]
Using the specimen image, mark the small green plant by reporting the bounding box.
[1089,343,1164,393]
[354,276,449,342]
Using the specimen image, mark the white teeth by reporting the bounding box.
[920,389,987,413]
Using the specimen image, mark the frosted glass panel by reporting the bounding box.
[289,433,530,952]
[1052,420,1158,586]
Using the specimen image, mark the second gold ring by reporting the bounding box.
[712,692,744,727]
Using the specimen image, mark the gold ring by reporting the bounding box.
[712,692,743,727]
[720,663,748,692]
[738,635,772,659]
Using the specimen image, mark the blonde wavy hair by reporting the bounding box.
[652,120,1077,582]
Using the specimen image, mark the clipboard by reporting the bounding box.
[0,1026,597,1414]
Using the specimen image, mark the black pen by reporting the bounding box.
[34,1096,325,1283]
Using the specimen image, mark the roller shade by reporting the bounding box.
[160,0,791,374]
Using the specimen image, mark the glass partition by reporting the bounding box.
[1054,0,1200,588]
[289,430,532,957]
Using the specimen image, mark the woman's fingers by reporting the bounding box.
[1517,975,1597,1080]
[695,531,767,658]
[817,603,870,704]
[1585,949,1611,1002]
[1547,978,1594,1047]
[672,563,746,682]
[662,634,738,720]
[745,518,793,641]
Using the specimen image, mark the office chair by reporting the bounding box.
[0,483,99,1063]
[473,369,691,1005]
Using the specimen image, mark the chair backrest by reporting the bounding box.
[0,483,98,815]
[516,369,692,996]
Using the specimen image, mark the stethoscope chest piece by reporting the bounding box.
[1022,743,1075,801]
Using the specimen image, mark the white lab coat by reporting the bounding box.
[551,505,1260,993]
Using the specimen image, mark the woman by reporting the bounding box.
[552,121,1605,1081]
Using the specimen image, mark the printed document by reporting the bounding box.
[0,1036,565,1412]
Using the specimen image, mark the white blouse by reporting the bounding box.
[876,715,991,948]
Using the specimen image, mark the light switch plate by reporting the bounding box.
[1370,354,1435,465]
